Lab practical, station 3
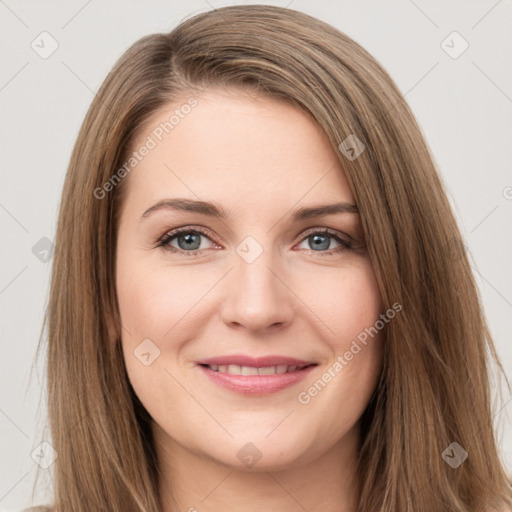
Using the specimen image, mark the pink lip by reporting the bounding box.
[196,354,317,395]
[196,354,314,367]
[198,365,316,395]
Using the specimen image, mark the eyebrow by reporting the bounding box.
[140,198,358,223]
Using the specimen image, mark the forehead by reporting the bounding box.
[124,89,353,209]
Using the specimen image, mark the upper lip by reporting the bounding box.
[197,355,316,368]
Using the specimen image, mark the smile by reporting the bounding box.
[197,363,317,395]
[204,363,313,375]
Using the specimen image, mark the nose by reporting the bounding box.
[220,246,295,334]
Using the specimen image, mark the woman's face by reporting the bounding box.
[115,88,384,471]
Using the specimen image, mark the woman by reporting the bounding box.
[33,4,511,511]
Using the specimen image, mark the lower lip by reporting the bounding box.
[198,364,316,395]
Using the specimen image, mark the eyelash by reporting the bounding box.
[156,225,353,257]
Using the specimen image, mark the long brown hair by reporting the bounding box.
[36,4,511,511]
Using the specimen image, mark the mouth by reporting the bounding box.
[199,363,315,375]
[196,356,318,395]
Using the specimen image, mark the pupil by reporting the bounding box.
[311,234,329,251]
[179,233,200,250]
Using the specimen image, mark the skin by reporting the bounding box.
[115,88,384,512]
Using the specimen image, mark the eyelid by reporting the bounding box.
[156,225,215,242]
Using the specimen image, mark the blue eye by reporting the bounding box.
[296,228,352,255]
[158,228,215,255]
[157,227,352,257]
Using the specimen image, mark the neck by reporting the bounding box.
[155,425,361,512]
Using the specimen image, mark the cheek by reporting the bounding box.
[116,263,187,417]
[116,259,214,393]
[307,258,383,346]
[116,259,205,339]
[294,259,384,423]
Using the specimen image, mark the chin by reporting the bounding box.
[194,431,325,473]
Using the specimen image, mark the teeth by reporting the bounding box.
[208,364,304,375]
[226,364,241,375]
[240,366,259,376]
[258,366,277,375]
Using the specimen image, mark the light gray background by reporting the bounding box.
[1,0,511,509]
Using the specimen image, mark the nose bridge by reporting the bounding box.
[221,235,294,332]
